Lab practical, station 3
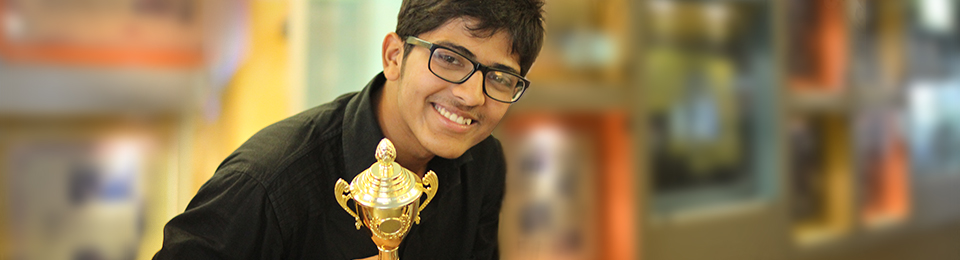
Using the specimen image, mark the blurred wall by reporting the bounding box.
[4,0,960,260]
[135,0,294,258]
[187,0,293,193]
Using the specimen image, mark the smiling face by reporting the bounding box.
[379,17,518,161]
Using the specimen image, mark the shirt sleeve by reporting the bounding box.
[470,140,507,260]
[153,168,285,260]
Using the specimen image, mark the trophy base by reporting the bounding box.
[378,247,399,260]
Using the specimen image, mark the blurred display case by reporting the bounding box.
[635,0,960,259]
[783,0,960,256]
[497,111,635,260]
[787,113,853,246]
[853,108,911,230]
[0,1,217,259]
[638,1,787,260]
[4,0,959,259]
[525,0,632,87]
[0,117,182,260]
[850,0,906,96]
[786,0,850,93]
[781,0,861,247]
[642,0,778,215]
[784,0,917,250]
[499,0,639,258]
[904,0,960,177]
[903,0,960,231]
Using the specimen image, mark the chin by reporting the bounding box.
[423,139,473,159]
[430,146,470,159]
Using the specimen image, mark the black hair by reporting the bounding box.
[396,0,545,76]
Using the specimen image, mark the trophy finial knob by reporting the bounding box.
[376,138,396,164]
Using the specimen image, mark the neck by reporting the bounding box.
[376,79,433,176]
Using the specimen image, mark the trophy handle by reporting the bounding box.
[334,178,363,229]
[415,170,439,224]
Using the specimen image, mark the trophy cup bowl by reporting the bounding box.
[335,138,438,260]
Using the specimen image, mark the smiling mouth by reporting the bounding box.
[433,104,474,126]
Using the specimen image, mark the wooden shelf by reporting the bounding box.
[512,83,631,112]
[0,65,196,115]
[788,90,854,113]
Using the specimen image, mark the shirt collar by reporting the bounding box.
[341,72,473,182]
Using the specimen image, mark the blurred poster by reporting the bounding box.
[498,112,636,260]
[498,115,601,260]
[526,0,629,84]
[787,113,853,244]
[916,0,955,35]
[907,82,960,175]
[853,109,910,227]
[643,0,774,211]
[786,0,848,91]
[788,116,828,223]
[646,49,749,192]
[2,131,151,260]
[851,0,906,92]
[906,0,960,175]
[906,0,959,81]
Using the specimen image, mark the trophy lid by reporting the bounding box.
[350,138,423,209]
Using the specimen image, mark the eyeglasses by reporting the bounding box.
[405,36,530,103]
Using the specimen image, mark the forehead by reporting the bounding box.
[416,17,521,72]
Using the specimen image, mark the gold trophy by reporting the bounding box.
[334,138,439,260]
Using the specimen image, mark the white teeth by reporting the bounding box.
[434,104,472,126]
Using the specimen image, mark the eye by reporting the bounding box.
[494,75,510,85]
[440,54,460,65]
[490,72,515,85]
[433,49,466,68]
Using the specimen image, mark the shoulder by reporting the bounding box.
[216,92,357,186]
[469,136,506,162]
[465,135,507,185]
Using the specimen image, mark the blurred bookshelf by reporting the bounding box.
[0,67,200,260]
[788,90,854,113]
[4,0,960,259]
[502,0,960,260]
[0,0,244,259]
[511,85,630,112]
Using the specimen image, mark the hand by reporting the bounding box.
[354,256,378,260]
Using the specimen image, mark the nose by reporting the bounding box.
[451,70,486,107]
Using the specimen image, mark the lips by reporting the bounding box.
[433,104,473,126]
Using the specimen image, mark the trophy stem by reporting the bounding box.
[378,247,399,260]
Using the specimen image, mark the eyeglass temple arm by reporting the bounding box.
[405,36,433,49]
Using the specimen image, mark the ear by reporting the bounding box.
[382,32,405,81]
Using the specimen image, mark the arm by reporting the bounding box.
[153,169,285,260]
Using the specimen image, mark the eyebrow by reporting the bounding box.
[436,40,521,75]
[436,41,477,59]
[490,64,521,75]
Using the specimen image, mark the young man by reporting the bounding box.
[153,0,545,259]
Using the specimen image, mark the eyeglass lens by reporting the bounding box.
[429,48,524,102]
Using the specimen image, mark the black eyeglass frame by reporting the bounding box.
[404,36,530,103]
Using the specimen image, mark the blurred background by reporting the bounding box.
[1,0,959,260]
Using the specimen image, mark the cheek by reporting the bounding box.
[401,72,442,97]
[397,79,427,104]
[482,104,510,125]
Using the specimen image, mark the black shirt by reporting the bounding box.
[154,73,506,260]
